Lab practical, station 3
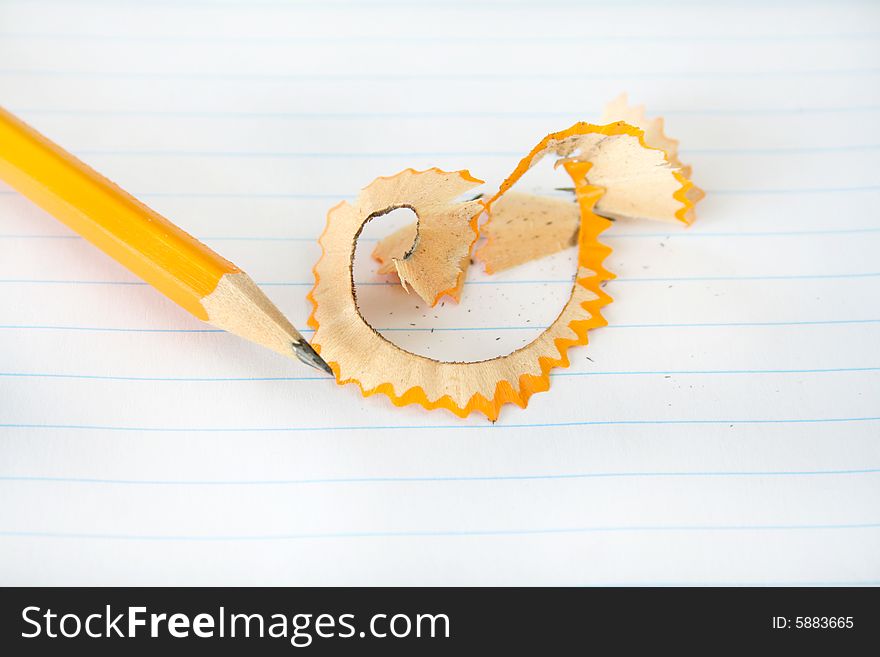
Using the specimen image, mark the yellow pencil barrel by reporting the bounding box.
[0,107,238,320]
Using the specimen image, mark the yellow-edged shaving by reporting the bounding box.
[376,99,703,295]
[601,93,685,171]
[309,118,702,420]
[490,121,698,225]
[363,173,482,306]
[600,93,706,212]
[372,220,476,304]
[309,138,621,420]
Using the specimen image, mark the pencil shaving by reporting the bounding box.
[309,164,613,421]
[601,93,685,172]
[310,109,702,420]
[600,93,706,211]
[361,173,482,306]
[491,121,700,225]
[477,192,579,273]
[370,218,473,305]
[372,222,417,277]
[476,120,702,279]
[375,99,704,287]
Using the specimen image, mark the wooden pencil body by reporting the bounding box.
[0,107,238,320]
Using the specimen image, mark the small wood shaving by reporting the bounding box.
[477,192,579,273]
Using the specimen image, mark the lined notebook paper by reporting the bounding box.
[1,0,878,585]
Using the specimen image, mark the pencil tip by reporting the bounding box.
[292,339,333,375]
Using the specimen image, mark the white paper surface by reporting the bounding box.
[0,0,878,585]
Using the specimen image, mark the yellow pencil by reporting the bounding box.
[0,107,331,374]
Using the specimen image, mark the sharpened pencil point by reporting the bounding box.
[292,339,333,375]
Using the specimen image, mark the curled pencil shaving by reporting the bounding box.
[375,97,704,293]
[601,93,686,172]
[477,118,702,276]
[600,92,705,211]
[363,173,482,306]
[492,121,698,225]
[309,138,615,420]
[309,112,703,419]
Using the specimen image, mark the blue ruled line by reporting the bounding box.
[1,318,879,333]
[0,521,878,542]
[3,227,880,241]
[58,144,880,158]
[0,325,224,333]
[1,467,878,487]
[2,67,879,82]
[0,272,877,286]
[1,0,874,8]
[711,186,880,195]
[3,187,880,198]
[1,416,879,433]
[10,105,880,119]
[2,31,879,44]
[1,365,878,383]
